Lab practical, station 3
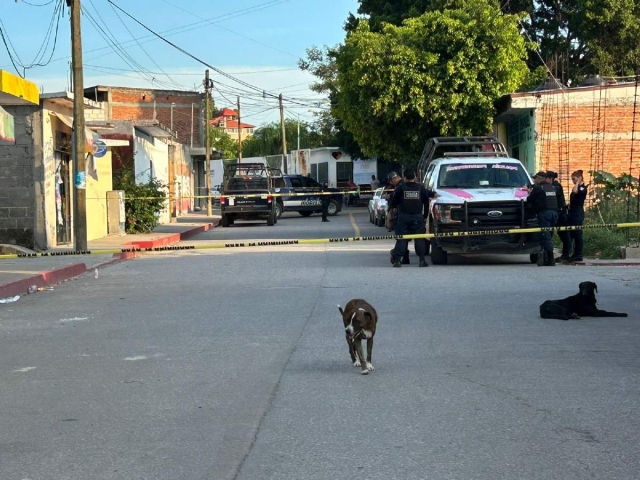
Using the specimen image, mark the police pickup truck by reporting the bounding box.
[271,175,343,218]
[417,136,541,265]
[219,163,280,227]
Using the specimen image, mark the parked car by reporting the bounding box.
[271,175,343,218]
[368,188,388,226]
[211,184,222,205]
[219,163,280,227]
[420,137,540,264]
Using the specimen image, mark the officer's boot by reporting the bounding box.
[536,249,546,266]
[418,256,428,267]
[402,252,410,265]
[392,256,402,268]
[545,250,556,266]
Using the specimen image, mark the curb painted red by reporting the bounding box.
[0,263,88,298]
[0,221,219,299]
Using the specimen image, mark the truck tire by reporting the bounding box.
[430,238,448,265]
[298,211,313,217]
[275,201,283,219]
[222,214,230,228]
[267,213,275,226]
[328,200,339,216]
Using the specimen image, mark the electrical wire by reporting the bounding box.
[107,1,329,112]
[158,0,301,61]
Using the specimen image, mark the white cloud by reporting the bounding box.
[28,65,327,125]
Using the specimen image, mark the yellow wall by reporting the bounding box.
[86,150,113,241]
[0,70,39,105]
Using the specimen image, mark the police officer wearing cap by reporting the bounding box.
[525,171,558,266]
[546,170,571,261]
[388,168,434,268]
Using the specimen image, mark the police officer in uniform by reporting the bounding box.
[385,172,410,264]
[388,168,434,268]
[546,171,571,261]
[526,171,558,266]
[320,181,330,222]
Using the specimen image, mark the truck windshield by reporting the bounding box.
[437,163,529,189]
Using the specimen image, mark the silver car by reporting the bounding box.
[368,188,388,227]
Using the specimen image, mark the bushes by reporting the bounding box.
[115,171,168,234]
[583,171,640,259]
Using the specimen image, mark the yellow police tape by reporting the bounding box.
[1,222,639,260]
[115,189,385,201]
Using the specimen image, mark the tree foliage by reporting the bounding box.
[502,0,640,83]
[209,127,240,159]
[332,0,529,162]
[240,119,329,158]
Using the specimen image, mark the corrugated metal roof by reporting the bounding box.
[134,125,173,138]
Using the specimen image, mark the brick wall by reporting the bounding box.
[534,90,640,195]
[105,88,203,147]
[0,105,42,248]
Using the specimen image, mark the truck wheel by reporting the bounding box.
[222,214,230,228]
[430,239,448,265]
[328,200,339,216]
[267,213,275,226]
[275,202,283,219]
[298,211,313,217]
[530,253,539,264]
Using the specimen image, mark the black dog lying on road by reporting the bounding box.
[540,281,628,320]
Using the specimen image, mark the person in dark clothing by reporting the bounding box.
[321,181,330,222]
[566,169,588,262]
[388,168,435,268]
[386,172,411,264]
[546,171,571,261]
[526,171,558,266]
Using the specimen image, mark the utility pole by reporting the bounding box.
[279,93,288,174]
[69,0,87,251]
[204,70,212,217]
[190,102,194,148]
[237,96,242,163]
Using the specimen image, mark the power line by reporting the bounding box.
[104,0,184,92]
[81,0,290,65]
[19,0,55,5]
[107,1,329,112]
[82,64,299,76]
[158,0,302,60]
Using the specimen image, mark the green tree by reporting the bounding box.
[332,0,530,162]
[345,0,431,32]
[241,119,328,157]
[209,127,239,159]
[299,46,368,159]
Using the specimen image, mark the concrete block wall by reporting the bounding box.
[0,105,42,249]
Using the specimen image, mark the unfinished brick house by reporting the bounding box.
[494,75,640,199]
[83,86,205,147]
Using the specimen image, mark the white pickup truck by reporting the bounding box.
[417,137,541,265]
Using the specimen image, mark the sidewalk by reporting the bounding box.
[0,213,220,300]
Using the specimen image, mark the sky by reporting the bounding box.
[0,0,358,126]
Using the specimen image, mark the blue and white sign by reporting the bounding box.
[75,171,86,190]
[92,140,107,158]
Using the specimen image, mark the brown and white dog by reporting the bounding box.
[338,299,378,375]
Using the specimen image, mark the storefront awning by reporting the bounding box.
[51,112,101,152]
[0,105,14,144]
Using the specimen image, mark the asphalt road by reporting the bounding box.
[1,209,639,480]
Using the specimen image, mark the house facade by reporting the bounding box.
[1,70,127,249]
[210,107,255,142]
[83,85,205,147]
[97,120,195,224]
[494,76,640,197]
